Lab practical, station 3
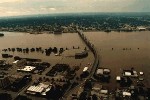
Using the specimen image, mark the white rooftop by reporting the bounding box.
[137,27,146,30]
[100,90,108,94]
[123,92,131,96]
[18,66,35,72]
[27,83,52,95]
[27,85,44,93]
[83,67,88,72]
[140,72,144,75]
[96,69,103,75]
[124,72,131,76]
[104,69,110,73]
[116,76,121,81]
[13,60,19,64]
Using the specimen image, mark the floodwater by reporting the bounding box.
[0,32,85,49]
[0,32,87,63]
[85,31,150,89]
[0,32,95,100]
[1,31,150,89]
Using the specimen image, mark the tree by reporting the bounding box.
[92,94,98,100]
[0,93,12,100]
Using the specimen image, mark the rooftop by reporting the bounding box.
[26,83,52,96]
[17,66,35,72]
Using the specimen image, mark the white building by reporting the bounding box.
[17,66,36,72]
[26,83,52,96]
[83,67,88,72]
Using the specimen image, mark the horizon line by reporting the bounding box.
[0,11,150,19]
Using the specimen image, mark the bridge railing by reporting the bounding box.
[62,31,100,99]
[77,30,99,75]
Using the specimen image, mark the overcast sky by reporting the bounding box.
[0,0,150,17]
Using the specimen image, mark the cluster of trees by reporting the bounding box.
[46,64,69,76]
[2,47,64,56]
[0,13,150,32]
[46,82,70,100]
[0,93,12,100]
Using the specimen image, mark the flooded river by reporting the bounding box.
[0,31,150,89]
[85,31,150,88]
[0,32,86,62]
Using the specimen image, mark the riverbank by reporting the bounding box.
[0,29,150,35]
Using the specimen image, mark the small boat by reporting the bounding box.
[0,33,4,37]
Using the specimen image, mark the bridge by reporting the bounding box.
[61,30,99,99]
[77,30,99,78]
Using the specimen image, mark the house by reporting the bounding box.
[100,89,108,94]
[83,67,88,72]
[123,70,138,77]
[116,76,121,82]
[137,27,146,31]
[96,69,103,75]
[123,91,131,97]
[96,68,111,75]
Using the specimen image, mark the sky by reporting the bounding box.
[0,0,150,17]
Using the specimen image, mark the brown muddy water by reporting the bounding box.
[0,32,87,62]
[84,31,150,89]
[0,32,94,76]
[0,31,150,90]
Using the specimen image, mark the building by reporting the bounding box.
[83,67,88,72]
[116,76,121,82]
[75,50,88,59]
[92,83,102,93]
[123,91,131,97]
[13,59,27,67]
[0,75,11,88]
[123,70,138,77]
[100,89,108,94]
[137,27,146,31]
[94,68,111,82]
[10,75,32,92]
[96,68,111,75]
[0,60,6,68]
[96,69,103,75]
[26,83,52,96]
[17,66,36,73]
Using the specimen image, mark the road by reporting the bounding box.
[61,30,100,99]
